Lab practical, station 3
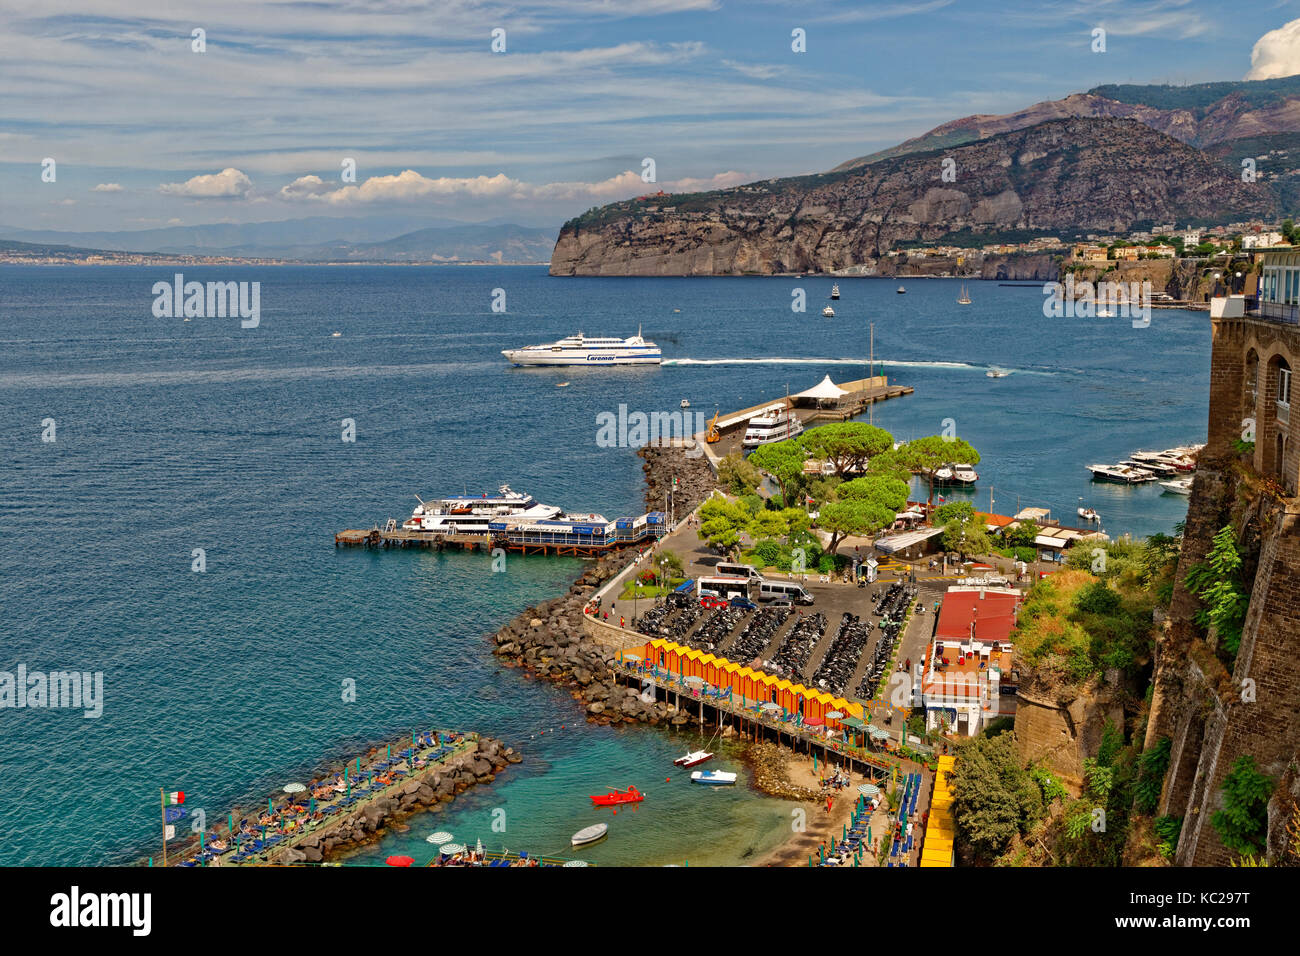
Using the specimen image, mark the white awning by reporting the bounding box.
[793,375,848,402]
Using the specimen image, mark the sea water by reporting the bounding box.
[0,266,1204,865]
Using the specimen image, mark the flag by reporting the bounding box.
[937,495,945,503]
[166,791,185,805]
[164,824,176,840]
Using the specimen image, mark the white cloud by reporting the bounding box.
[92,183,123,192]
[279,168,753,206]
[158,168,253,198]
[1247,18,1300,80]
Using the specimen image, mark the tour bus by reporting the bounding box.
[696,576,753,601]
[757,579,814,605]
[715,562,763,582]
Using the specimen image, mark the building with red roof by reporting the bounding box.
[922,587,1021,737]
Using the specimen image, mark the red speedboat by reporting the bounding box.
[673,750,714,768]
[590,785,644,806]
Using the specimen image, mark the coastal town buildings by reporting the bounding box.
[921,587,1021,737]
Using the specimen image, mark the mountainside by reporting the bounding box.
[0,217,557,263]
[835,76,1300,170]
[550,117,1276,277]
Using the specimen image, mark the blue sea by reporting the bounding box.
[0,266,1204,865]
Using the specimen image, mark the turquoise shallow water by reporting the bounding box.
[0,266,1204,865]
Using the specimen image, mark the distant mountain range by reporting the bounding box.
[551,77,1300,276]
[0,216,557,263]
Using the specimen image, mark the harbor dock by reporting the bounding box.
[337,512,669,555]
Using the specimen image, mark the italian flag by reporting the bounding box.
[166,791,185,805]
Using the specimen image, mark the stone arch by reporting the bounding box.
[1262,353,1293,484]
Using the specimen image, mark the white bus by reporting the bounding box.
[758,579,814,605]
[715,562,762,582]
[696,576,753,600]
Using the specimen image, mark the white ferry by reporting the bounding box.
[501,328,661,366]
[742,405,805,448]
[402,484,562,534]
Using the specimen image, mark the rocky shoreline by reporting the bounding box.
[292,736,521,863]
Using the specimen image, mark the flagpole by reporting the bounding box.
[160,788,167,867]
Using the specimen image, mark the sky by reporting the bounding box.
[6,0,1300,234]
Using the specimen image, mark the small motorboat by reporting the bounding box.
[822,305,835,317]
[571,823,608,847]
[691,770,737,786]
[951,463,978,484]
[1160,477,1193,495]
[673,750,713,768]
[1078,507,1100,522]
[896,285,906,294]
[589,785,644,806]
[986,368,1010,378]
[680,398,690,408]
[556,382,570,388]
[331,331,342,337]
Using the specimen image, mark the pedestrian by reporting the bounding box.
[620,615,625,628]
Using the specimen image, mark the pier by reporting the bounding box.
[702,374,913,459]
[337,513,668,555]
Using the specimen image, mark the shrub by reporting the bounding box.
[1212,755,1274,858]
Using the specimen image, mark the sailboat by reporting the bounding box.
[957,284,971,305]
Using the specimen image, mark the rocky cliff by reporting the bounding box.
[550,118,1275,277]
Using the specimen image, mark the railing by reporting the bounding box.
[1249,299,1300,325]
[1278,401,1291,426]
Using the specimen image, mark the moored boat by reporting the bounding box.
[402,484,562,533]
[571,823,608,847]
[1087,463,1157,483]
[830,284,840,299]
[1078,507,1100,522]
[1160,477,1193,495]
[896,285,906,294]
[673,750,713,768]
[691,770,737,786]
[589,785,644,806]
[742,404,805,448]
[822,305,835,317]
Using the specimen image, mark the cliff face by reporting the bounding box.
[550,118,1276,277]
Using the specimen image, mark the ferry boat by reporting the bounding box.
[830,284,840,299]
[402,484,561,534]
[502,328,661,366]
[822,305,835,317]
[742,405,805,448]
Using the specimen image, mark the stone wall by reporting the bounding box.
[1014,679,1127,790]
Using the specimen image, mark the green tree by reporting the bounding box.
[1004,518,1039,549]
[934,501,975,526]
[716,453,763,495]
[1212,755,1274,858]
[950,734,1043,861]
[797,422,894,476]
[747,439,806,505]
[893,435,982,505]
[863,448,912,484]
[749,508,791,540]
[942,517,992,561]
[698,496,751,551]
[1184,526,1249,655]
[818,474,909,552]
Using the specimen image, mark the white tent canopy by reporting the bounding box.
[793,375,848,402]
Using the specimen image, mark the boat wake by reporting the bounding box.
[663,357,1054,375]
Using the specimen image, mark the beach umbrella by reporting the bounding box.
[563,860,588,867]
[385,855,414,867]
[441,843,466,855]
[426,832,453,845]
[283,782,306,795]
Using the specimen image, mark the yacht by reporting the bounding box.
[1119,458,1177,477]
[742,405,805,448]
[823,305,835,317]
[402,484,563,534]
[950,463,979,485]
[1087,463,1157,483]
[1131,448,1197,472]
[929,464,955,483]
[896,285,906,294]
[502,328,661,366]
[1160,477,1193,495]
[830,284,840,300]
[986,368,1010,378]
[680,398,690,409]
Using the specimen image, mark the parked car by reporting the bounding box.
[728,596,758,611]
[770,598,793,608]
[700,595,728,610]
